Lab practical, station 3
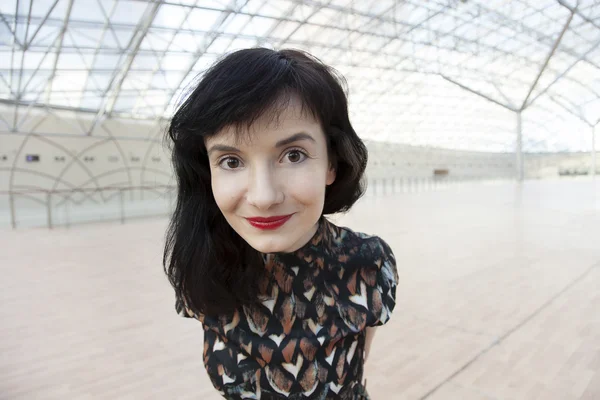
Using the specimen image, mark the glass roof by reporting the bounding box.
[1,0,599,152]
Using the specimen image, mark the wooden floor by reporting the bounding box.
[1,179,599,400]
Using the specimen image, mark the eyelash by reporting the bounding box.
[217,148,309,170]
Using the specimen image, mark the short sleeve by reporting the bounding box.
[366,237,398,327]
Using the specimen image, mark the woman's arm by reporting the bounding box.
[364,327,377,363]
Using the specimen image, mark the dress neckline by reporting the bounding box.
[267,215,331,259]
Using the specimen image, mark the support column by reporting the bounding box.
[593,125,597,179]
[516,111,524,181]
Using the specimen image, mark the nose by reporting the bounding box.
[245,163,284,210]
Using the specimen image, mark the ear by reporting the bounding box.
[326,163,336,186]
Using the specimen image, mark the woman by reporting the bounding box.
[164,48,398,400]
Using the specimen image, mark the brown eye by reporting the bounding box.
[286,150,307,163]
[288,151,301,162]
[226,158,240,169]
[219,157,242,170]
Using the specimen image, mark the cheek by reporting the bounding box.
[211,172,244,212]
[285,166,328,201]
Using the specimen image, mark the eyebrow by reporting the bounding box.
[207,132,316,156]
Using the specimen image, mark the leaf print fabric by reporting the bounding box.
[176,216,398,399]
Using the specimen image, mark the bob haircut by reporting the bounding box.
[164,48,368,318]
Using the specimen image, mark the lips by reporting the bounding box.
[247,215,293,223]
[246,214,293,230]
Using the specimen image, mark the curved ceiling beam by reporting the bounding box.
[86,0,162,135]
[521,6,575,110]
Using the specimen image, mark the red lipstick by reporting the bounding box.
[246,214,293,230]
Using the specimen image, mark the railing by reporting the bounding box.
[0,185,176,229]
[0,177,514,229]
[364,175,513,196]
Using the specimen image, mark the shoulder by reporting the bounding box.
[327,220,396,267]
[325,221,399,328]
[325,220,398,285]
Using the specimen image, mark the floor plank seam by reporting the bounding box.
[453,381,503,400]
[417,260,600,400]
[409,313,497,340]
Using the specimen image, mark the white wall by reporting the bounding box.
[0,106,173,228]
[364,140,515,181]
[1,105,596,228]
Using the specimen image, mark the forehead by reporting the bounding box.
[206,97,323,147]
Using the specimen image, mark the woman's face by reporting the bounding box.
[205,97,336,254]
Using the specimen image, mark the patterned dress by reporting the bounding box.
[177,216,398,400]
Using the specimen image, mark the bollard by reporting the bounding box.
[120,189,125,224]
[47,191,53,229]
[9,192,16,229]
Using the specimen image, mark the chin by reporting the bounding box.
[247,240,288,254]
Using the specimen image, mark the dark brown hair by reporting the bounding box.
[163,48,368,317]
